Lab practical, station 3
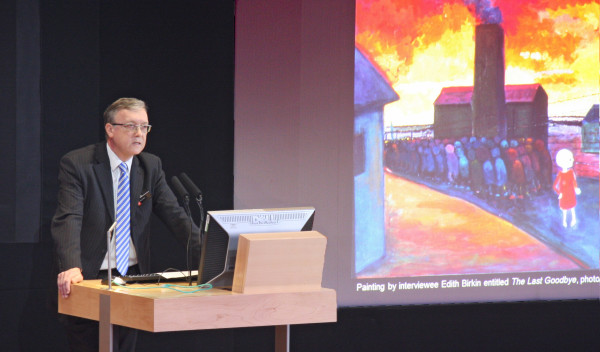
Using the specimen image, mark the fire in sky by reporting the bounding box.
[356,0,599,125]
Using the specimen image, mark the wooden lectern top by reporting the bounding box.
[59,230,336,333]
[59,280,336,332]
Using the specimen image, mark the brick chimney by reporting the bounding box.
[472,24,507,138]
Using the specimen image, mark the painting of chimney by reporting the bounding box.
[472,23,507,138]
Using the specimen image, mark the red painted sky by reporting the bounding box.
[356,0,599,123]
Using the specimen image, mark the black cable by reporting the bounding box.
[179,172,206,277]
[171,176,194,286]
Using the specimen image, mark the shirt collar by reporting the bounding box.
[106,142,133,173]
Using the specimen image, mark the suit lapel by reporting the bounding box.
[130,157,145,226]
[92,142,115,221]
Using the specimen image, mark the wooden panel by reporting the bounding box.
[59,280,337,332]
[150,289,336,332]
[58,281,102,321]
[232,231,327,294]
[110,291,155,331]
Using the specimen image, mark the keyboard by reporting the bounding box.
[102,270,198,285]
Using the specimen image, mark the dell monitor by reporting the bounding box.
[198,207,315,287]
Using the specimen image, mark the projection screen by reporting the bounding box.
[234,0,599,307]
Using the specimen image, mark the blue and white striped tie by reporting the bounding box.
[115,162,130,276]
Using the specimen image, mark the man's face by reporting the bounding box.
[105,108,149,161]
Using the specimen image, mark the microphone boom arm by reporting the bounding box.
[106,222,117,290]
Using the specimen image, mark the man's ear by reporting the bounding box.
[105,123,113,138]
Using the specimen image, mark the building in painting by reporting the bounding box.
[581,104,599,153]
[434,84,548,144]
[433,86,473,139]
[504,84,549,143]
[354,46,399,273]
[434,24,549,144]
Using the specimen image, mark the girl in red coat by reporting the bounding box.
[553,148,581,228]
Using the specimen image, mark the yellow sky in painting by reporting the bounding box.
[356,0,599,126]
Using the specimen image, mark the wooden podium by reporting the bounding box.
[58,231,336,352]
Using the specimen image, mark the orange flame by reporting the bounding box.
[356,0,599,125]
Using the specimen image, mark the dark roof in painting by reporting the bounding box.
[584,104,599,123]
[504,84,544,103]
[434,84,545,106]
[354,47,399,112]
[434,86,473,105]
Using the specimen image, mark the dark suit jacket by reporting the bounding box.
[51,142,198,279]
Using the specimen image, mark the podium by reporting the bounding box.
[58,231,336,352]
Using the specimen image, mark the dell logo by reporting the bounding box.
[252,214,278,225]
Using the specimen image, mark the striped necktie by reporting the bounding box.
[115,162,130,276]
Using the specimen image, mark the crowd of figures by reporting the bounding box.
[384,136,555,202]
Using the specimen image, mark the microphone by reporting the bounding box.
[179,172,205,234]
[179,172,202,202]
[178,172,205,286]
[171,175,194,285]
[171,176,190,204]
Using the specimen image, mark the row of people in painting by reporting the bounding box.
[384,136,554,200]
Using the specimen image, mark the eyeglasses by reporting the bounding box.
[111,123,152,133]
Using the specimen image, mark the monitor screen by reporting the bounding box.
[198,207,315,287]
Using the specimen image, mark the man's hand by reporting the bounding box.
[57,268,83,298]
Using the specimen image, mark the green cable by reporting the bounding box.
[112,282,213,293]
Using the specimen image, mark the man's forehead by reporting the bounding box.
[114,108,148,122]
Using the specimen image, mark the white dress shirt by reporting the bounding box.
[100,143,139,271]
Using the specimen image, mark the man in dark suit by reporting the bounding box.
[52,97,199,351]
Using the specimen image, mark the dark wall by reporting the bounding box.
[295,299,600,352]
[1,1,235,350]
[1,1,102,350]
[0,0,17,239]
[434,105,473,140]
[0,1,598,352]
[97,1,235,271]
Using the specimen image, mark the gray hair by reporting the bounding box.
[103,97,148,124]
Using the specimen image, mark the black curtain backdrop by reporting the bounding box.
[1,1,234,350]
[0,1,598,351]
[0,0,18,242]
[0,0,41,244]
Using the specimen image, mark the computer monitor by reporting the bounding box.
[198,207,315,287]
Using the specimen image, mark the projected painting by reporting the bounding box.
[354,0,599,278]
